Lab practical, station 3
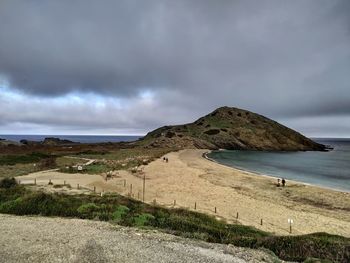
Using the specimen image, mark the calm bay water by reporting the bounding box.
[208,138,350,192]
[0,135,141,143]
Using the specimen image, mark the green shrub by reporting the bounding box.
[92,211,109,221]
[0,177,17,188]
[21,192,78,216]
[260,233,350,263]
[231,236,259,248]
[0,191,79,216]
[153,209,169,225]
[112,205,130,223]
[77,203,100,218]
[0,197,22,213]
[133,213,155,227]
[0,185,27,202]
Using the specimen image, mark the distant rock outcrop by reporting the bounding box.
[139,106,326,151]
[20,137,78,146]
[42,137,77,145]
[19,139,38,145]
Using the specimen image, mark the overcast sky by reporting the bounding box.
[0,0,349,137]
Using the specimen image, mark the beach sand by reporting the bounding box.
[19,149,350,237]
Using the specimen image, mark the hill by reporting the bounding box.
[139,106,325,151]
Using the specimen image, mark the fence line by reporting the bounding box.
[16,178,301,235]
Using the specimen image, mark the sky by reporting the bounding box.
[0,0,349,137]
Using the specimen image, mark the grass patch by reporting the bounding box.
[0,163,41,178]
[0,153,60,179]
[78,163,110,174]
[0,184,348,262]
[56,157,86,167]
[0,153,50,166]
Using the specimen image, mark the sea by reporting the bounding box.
[0,135,142,144]
[207,138,350,192]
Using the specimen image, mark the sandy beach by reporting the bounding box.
[19,149,350,237]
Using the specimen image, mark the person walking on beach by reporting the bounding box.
[282,178,286,187]
[277,178,281,187]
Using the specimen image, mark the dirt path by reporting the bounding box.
[0,214,283,263]
[18,149,350,237]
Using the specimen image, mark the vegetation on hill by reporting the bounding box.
[0,179,348,262]
[140,106,326,151]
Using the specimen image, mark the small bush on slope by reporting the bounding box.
[0,177,17,188]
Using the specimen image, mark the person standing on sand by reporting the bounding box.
[277,178,281,187]
[282,178,286,187]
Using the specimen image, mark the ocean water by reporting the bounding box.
[0,135,141,144]
[208,138,350,192]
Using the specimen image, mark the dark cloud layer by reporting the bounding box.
[0,0,349,136]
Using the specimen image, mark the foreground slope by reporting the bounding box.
[140,106,325,151]
[0,214,283,263]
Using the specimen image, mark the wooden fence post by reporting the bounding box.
[214,207,217,213]
[142,175,145,202]
[194,202,197,210]
[261,219,263,225]
[174,200,176,206]
[236,212,239,219]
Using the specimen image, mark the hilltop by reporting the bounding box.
[139,106,325,151]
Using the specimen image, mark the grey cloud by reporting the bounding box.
[0,0,349,135]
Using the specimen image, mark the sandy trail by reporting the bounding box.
[19,149,350,237]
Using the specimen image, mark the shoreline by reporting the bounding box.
[203,150,350,194]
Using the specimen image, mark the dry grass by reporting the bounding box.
[0,163,40,178]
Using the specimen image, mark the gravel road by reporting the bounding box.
[0,214,285,263]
